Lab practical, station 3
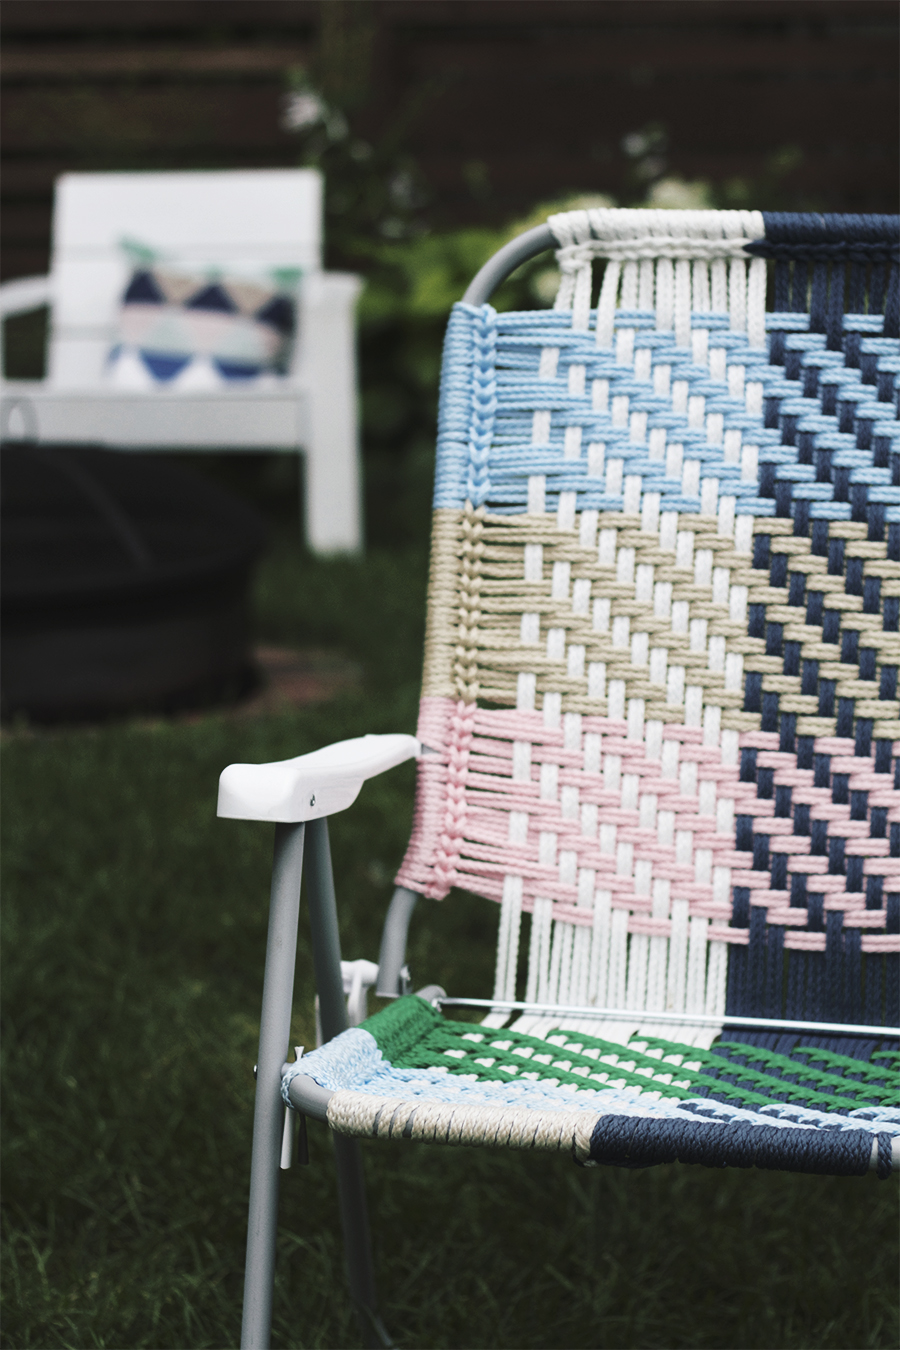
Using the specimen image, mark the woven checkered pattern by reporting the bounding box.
[286,994,898,1174]
[395,209,900,1059]
[292,211,899,1176]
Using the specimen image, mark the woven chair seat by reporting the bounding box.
[298,208,900,1180]
[287,995,899,1175]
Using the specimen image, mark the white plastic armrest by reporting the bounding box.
[217,732,420,823]
[341,958,380,1026]
[0,275,53,318]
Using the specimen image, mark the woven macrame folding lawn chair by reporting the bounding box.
[219,209,900,1350]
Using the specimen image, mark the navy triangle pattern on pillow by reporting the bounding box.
[109,264,298,387]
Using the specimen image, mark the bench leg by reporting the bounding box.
[301,271,363,555]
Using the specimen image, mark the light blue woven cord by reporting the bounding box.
[433,303,478,511]
[283,1025,900,1137]
[466,305,497,506]
[432,301,900,523]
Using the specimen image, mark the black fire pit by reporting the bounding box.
[1,444,266,721]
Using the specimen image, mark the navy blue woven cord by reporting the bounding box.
[589,1114,890,1176]
[746,213,900,346]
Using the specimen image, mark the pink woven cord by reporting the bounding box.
[733,730,898,939]
[395,696,476,900]
[398,702,752,919]
[394,696,452,897]
[395,700,899,951]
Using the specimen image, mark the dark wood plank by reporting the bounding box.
[2,0,896,280]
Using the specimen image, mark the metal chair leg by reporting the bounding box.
[241,821,306,1350]
[305,817,392,1349]
[333,1135,394,1348]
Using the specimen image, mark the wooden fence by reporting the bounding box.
[2,0,897,279]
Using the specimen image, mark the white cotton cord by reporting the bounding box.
[555,235,763,264]
[493,873,523,1003]
[327,1090,600,1163]
[589,890,612,1005]
[746,256,767,348]
[638,258,655,310]
[486,204,777,1054]
[595,260,621,348]
[705,940,728,1019]
[692,258,710,312]
[655,258,674,332]
[547,208,767,342]
[621,260,639,310]
[685,916,709,1013]
[710,256,728,312]
[553,269,576,313]
[527,897,554,1003]
[570,209,595,331]
[625,932,650,1010]
[729,258,747,333]
[674,258,692,348]
[549,209,593,325]
[571,264,593,331]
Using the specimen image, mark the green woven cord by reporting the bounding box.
[360,998,898,1114]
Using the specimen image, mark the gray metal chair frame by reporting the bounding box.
[238,209,900,1345]
[239,229,552,1350]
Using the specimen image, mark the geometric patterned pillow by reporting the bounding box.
[106,252,299,389]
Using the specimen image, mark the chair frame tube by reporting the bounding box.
[241,820,306,1350]
[241,816,389,1350]
[462,223,554,306]
[242,224,560,1349]
[375,886,418,997]
[304,818,391,1350]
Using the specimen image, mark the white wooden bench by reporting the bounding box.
[0,169,362,554]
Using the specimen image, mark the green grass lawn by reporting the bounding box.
[2,535,898,1350]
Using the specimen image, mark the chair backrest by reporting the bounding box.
[395,208,900,1050]
[47,168,322,387]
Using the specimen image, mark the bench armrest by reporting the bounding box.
[0,275,53,318]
